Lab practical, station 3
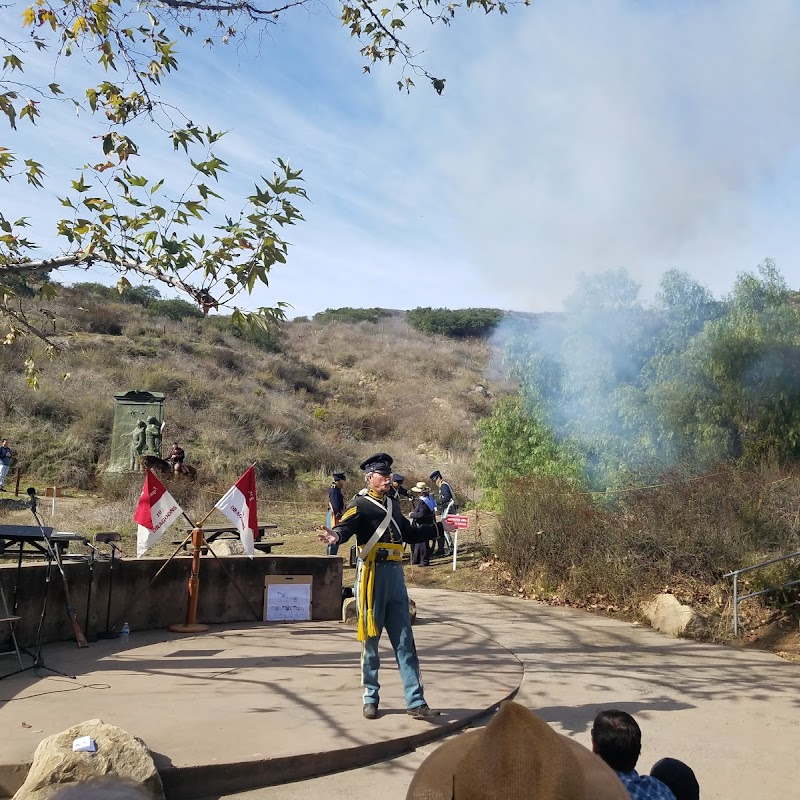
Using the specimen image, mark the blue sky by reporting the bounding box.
[3,0,800,318]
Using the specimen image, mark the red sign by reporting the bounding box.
[445,515,469,529]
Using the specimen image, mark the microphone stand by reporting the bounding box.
[82,538,100,643]
[96,535,121,640]
[23,489,77,679]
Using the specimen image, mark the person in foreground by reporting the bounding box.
[406,700,630,799]
[318,452,457,721]
[591,710,677,800]
[650,758,700,800]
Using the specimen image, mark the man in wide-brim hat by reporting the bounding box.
[406,701,629,800]
[318,453,457,721]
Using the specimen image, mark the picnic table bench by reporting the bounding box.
[172,524,282,555]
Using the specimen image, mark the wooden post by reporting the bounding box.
[169,527,210,634]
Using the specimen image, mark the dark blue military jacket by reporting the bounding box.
[333,490,442,548]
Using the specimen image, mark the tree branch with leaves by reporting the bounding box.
[1,0,525,384]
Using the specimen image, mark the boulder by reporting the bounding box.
[342,598,417,626]
[13,719,165,800]
[342,597,357,626]
[641,594,706,638]
[208,538,259,557]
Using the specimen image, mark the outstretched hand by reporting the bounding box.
[441,520,458,533]
[318,527,338,545]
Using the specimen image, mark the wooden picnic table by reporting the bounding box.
[0,526,86,559]
[173,524,282,554]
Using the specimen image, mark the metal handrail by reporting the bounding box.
[724,549,800,636]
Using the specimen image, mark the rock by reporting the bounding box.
[641,594,707,638]
[472,384,489,397]
[44,776,150,800]
[342,598,417,626]
[342,597,357,626]
[207,539,262,557]
[13,719,164,800]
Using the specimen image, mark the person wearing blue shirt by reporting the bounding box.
[0,439,12,491]
[591,710,676,800]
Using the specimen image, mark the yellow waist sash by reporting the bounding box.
[357,542,404,641]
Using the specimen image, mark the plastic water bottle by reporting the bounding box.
[120,622,130,644]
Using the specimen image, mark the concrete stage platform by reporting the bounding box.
[0,619,522,799]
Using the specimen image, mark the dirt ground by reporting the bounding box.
[2,492,798,661]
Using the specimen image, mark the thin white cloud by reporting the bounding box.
[415,0,800,307]
[3,0,799,319]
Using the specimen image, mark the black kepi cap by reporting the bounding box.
[392,473,405,483]
[429,470,442,481]
[332,472,346,481]
[360,453,393,474]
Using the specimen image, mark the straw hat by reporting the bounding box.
[411,482,430,494]
[406,701,629,800]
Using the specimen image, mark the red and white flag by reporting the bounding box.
[214,466,258,558]
[133,469,183,557]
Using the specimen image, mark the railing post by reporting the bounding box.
[733,572,739,637]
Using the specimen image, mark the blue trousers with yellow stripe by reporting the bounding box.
[355,559,425,709]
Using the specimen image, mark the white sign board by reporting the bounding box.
[264,576,312,622]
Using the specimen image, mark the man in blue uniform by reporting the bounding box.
[430,469,457,557]
[318,453,457,721]
[390,473,414,506]
[325,472,346,556]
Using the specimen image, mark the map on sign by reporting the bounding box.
[264,576,313,622]
[445,515,469,529]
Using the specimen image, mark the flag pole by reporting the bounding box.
[168,508,217,634]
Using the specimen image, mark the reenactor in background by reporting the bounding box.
[390,473,414,506]
[318,453,457,721]
[326,472,347,556]
[430,469,457,557]
[409,482,435,566]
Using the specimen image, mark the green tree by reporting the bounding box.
[406,307,504,338]
[313,307,393,324]
[475,395,584,506]
[149,298,204,321]
[647,261,800,465]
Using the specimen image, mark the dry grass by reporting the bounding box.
[494,465,800,640]
[1,294,501,501]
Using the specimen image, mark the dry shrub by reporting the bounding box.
[326,406,396,441]
[497,476,605,593]
[214,349,242,373]
[432,423,473,452]
[75,306,123,335]
[496,464,800,607]
[24,390,78,426]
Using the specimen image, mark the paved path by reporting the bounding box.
[0,610,521,799]
[205,588,800,800]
